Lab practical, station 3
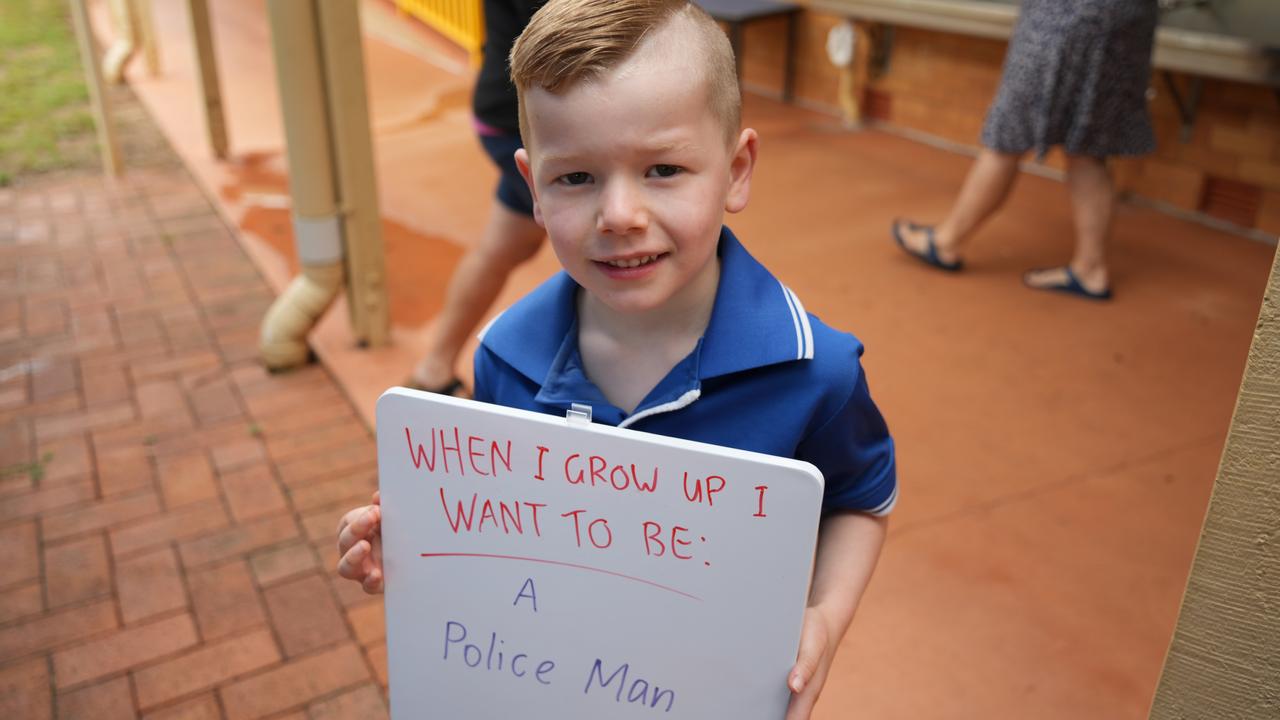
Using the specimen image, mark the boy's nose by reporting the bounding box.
[596,179,648,235]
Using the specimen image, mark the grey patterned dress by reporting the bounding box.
[981,0,1159,158]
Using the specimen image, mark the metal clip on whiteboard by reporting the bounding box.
[566,403,592,425]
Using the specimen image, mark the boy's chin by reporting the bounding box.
[582,288,675,316]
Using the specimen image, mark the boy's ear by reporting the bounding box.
[514,147,545,227]
[724,128,758,214]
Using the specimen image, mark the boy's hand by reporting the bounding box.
[785,606,836,720]
[336,491,384,594]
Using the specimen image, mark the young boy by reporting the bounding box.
[338,1,896,716]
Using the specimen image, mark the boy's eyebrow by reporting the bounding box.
[645,140,700,154]
[538,141,701,166]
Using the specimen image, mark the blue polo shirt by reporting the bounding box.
[474,227,897,515]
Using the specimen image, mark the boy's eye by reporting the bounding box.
[649,165,682,178]
[558,172,591,186]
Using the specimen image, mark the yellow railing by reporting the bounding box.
[395,0,485,67]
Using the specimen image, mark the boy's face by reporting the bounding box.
[515,25,756,316]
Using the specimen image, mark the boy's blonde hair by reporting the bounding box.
[510,0,741,145]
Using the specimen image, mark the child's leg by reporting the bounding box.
[411,201,544,390]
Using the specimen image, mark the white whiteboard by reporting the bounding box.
[376,388,824,719]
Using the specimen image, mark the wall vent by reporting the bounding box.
[1199,176,1261,229]
[865,89,892,122]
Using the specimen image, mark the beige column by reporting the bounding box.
[103,0,160,82]
[187,0,228,159]
[132,0,161,75]
[315,0,389,347]
[68,0,122,177]
[1149,244,1280,718]
[102,0,136,84]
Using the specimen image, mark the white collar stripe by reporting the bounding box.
[782,285,815,360]
[476,310,506,342]
[780,281,805,360]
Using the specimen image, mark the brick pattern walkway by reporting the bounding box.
[1,165,388,715]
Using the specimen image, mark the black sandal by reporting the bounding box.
[404,377,469,398]
[1022,266,1112,301]
[891,219,964,272]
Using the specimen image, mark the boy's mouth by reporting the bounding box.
[600,253,661,269]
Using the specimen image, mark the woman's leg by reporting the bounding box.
[410,201,545,390]
[1023,154,1112,294]
[896,149,1022,264]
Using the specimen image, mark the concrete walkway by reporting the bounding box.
[2,0,1277,718]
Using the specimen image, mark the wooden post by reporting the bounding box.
[102,0,135,83]
[1149,244,1280,718]
[187,0,228,159]
[845,22,873,126]
[131,0,161,75]
[315,0,390,347]
[68,0,122,177]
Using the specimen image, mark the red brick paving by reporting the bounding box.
[1,166,386,717]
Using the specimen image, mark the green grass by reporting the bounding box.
[0,452,54,482]
[0,0,97,185]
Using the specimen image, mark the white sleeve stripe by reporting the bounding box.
[868,484,898,516]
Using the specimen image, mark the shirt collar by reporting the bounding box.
[479,226,814,401]
[699,226,815,378]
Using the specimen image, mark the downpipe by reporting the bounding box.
[258,221,345,370]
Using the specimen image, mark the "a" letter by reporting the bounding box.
[513,577,538,612]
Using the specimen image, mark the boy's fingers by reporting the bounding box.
[789,652,817,695]
[784,613,832,720]
[350,506,379,535]
[361,567,384,594]
[336,540,370,580]
[336,507,379,556]
[335,498,384,592]
[784,656,820,720]
[372,490,380,505]
[335,504,367,537]
[336,520,362,557]
[789,611,829,693]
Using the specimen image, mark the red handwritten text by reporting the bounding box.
[641,521,695,560]
[561,509,614,549]
[681,473,725,506]
[438,488,546,537]
[407,426,513,478]
[563,454,659,493]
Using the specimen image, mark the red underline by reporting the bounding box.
[420,552,701,601]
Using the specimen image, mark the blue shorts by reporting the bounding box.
[479,133,535,217]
